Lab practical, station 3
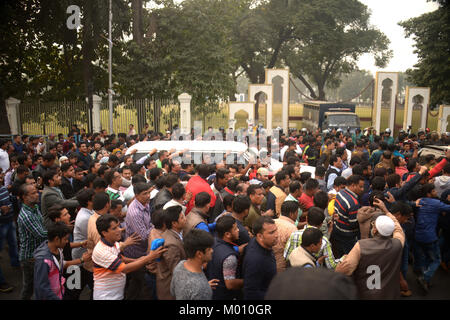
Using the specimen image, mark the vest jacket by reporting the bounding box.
[206,239,241,300]
[325,167,341,186]
[288,245,317,268]
[353,237,402,300]
[268,185,287,217]
[184,207,207,234]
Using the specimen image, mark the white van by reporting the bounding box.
[125,140,310,175]
[125,140,251,164]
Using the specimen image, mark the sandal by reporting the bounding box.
[400,290,412,297]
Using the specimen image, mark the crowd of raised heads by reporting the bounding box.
[0,122,449,300]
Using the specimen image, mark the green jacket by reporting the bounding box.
[244,204,262,233]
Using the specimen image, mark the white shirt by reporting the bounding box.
[0,149,9,173]
[326,166,341,191]
[150,189,159,200]
[341,167,353,179]
[73,207,94,260]
[4,169,14,187]
[123,185,135,202]
[280,145,303,162]
[163,199,186,215]
[346,149,352,163]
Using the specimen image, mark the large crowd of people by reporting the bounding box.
[0,123,449,300]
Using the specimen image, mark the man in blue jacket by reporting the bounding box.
[385,165,428,203]
[415,184,450,294]
[34,222,90,300]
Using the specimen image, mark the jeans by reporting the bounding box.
[0,265,6,285]
[0,221,20,267]
[144,272,158,300]
[20,259,35,300]
[401,239,409,278]
[413,240,425,271]
[440,230,450,264]
[415,240,441,283]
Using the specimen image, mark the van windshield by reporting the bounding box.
[327,114,359,127]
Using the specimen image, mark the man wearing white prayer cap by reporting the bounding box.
[335,198,405,299]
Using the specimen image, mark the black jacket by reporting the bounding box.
[59,176,76,200]
[152,188,173,211]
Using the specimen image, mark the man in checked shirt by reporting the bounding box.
[284,207,339,269]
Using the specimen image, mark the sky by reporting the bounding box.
[358,0,439,75]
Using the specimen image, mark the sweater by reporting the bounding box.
[170,260,212,300]
[333,188,361,237]
[242,238,276,300]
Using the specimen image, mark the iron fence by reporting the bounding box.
[18,97,179,136]
[19,100,90,136]
[99,97,179,134]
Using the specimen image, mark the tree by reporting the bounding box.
[116,0,236,109]
[0,0,133,131]
[0,0,40,133]
[227,0,298,119]
[282,0,392,101]
[399,0,449,107]
[326,70,374,103]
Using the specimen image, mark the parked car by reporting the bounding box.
[418,145,450,159]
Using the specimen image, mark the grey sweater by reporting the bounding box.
[170,260,212,300]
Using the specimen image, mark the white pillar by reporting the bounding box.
[266,69,289,133]
[403,87,430,132]
[229,102,254,131]
[373,72,398,133]
[281,82,289,133]
[87,95,102,133]
[437,105,450,135]
[5,97,21,135]
[178,93,192,135]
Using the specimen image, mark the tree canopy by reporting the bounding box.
[399,0,450,107]
[0,0,397,132]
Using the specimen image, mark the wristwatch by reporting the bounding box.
[80,257,84,264]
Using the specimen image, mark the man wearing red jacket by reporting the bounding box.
[185,164,216,215]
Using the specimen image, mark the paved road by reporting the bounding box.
[1,246,449,300]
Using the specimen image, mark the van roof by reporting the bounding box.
[125,140,249,155]
[324,112,358,115]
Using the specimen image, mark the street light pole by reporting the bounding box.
[108,0,113,134]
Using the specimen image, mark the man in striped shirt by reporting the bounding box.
[93,214,165,300]
[17,184,47,300]
[284,207,338,269]
[124,182,154,299]
[329,175,365,259]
